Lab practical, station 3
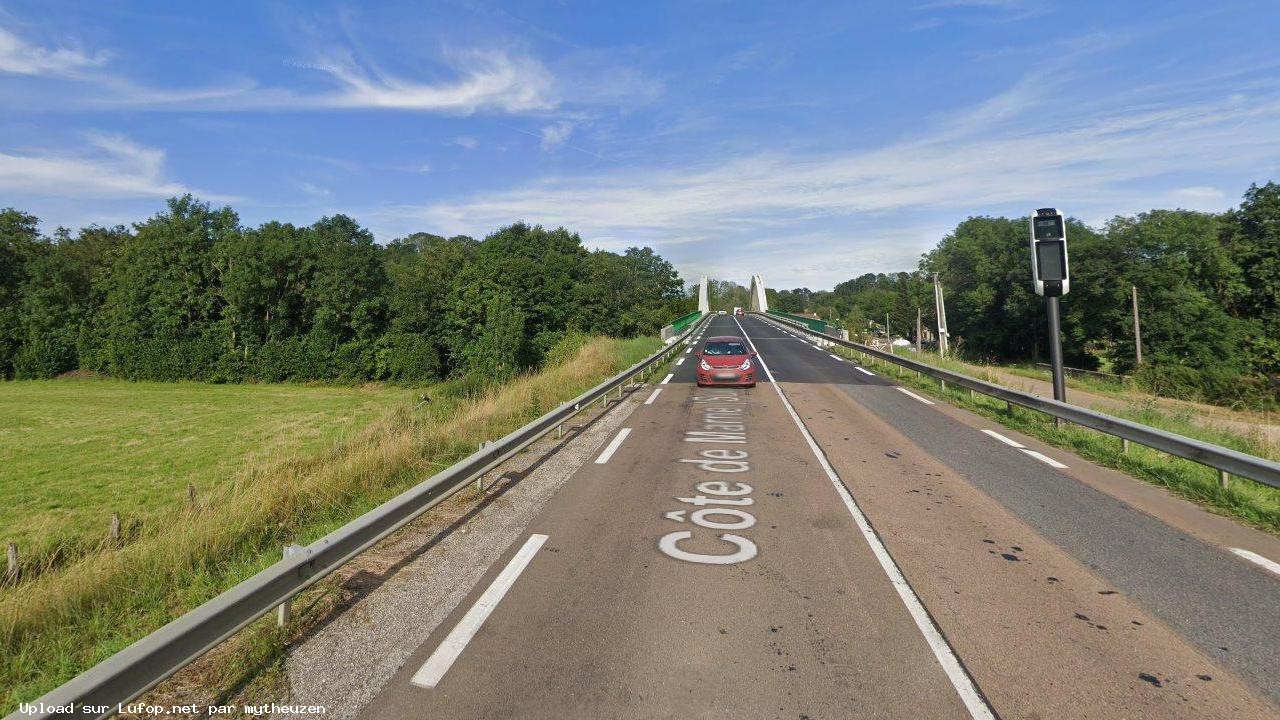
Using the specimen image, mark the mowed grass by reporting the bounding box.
[1,336,660,713]
[0,380,417,568]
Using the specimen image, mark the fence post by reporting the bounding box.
[277,544,304,627]
[187,482,197,507]
[110,513,121,542]
[1121,438,1130,454]
[1219,470,1229,488]
[476,441,489,492]
[5,543,16,585]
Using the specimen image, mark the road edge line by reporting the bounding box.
[733,315,996,720]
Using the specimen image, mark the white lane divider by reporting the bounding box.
[410,533,548,688]
[828,353,843,361]
[595,427,632,464]
[1020,449,1068,469]
[981,429,1024,448]
[895,387,936,405]
[644,388,663,405]
[855,366,875,376]
[661,373,674,384]
[731,316,995,720]
[676,357,685,366]
[685,348,693,354]
[1230,548,1280,578]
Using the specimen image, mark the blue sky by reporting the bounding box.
[2,0,1279,290]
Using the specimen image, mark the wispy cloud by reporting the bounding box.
[0,133,228,200]
[0,25,109,76]
[299,182,333,199]
[539,120,574,150]
[451,135,479,149]
[378,81,1280,274]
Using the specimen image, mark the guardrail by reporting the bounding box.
[10,315,712,720]
[661,310,704,342]
[754,313,1280,490]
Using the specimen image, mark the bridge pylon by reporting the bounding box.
[749,274,768,312]
[698,276,710,313]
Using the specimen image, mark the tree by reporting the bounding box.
[0,209,42,377]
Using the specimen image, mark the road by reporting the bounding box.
[354,314,1280,720]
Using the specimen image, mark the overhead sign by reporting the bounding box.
[1030,208,1069,297]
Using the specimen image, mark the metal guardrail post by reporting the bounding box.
[276,544,304,627]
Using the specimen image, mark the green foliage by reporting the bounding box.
[3,201,681,385]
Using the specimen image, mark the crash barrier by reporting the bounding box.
[755,313,1280,490]
[11,315,713,720]
[661,310,704,342]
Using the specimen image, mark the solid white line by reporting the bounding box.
[676,357,685,366]
[595,427,632,464]
[895,387,936,405]
[1230,548,1280,577]
[644,388,663,405]
[1020,448,1068,469]
[410,533,548,688]
[981,429,1025,448]
[855,366,876,376]
[731,316,994,720]
[661,373,674,384]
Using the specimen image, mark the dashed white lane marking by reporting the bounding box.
[685,348,693,354]
[1020,449,1068,469]
[731,316,995,720]
[410,533,548,688]
[895,387,936,405]
[595,427,632,464]
[676,358,685,366]
[1230,548,1280,578]
[855,366,875,376]
[661,373,674,384]
[644,388,663,405]
[981,429,1025,448]
[828,353,843,361]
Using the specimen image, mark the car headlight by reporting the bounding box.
[700,359,712,371]
[739,358,752,371]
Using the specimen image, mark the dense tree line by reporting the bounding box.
[768,182,1280,408]
[0,196,689,383]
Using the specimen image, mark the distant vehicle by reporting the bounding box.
[696,335,756,387]
[717,309,726,315]
[733,307,744,316]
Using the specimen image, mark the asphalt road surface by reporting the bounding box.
[355,314,1280,720]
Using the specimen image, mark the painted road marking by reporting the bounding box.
[1020,449,1068,469]
[895,387,936,405]
[981,429,1025,448]
[855,366,875,376]
[661,373,674,384]
[410,533,548,688]
[731,316,995,720]
[828,353,843,361]
[644,388,663,405]
[676,357,685,365]
[1230,548,1280,578]
[685,348,693,354]
[595,428,632,464]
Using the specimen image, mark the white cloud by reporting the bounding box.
[0,25,109,76]
[374,82,1280,288]
[292,49,557,114]
[451,136,479,149]
[300,182,333,199]
[0,133,226,200]
[539,120,574,150]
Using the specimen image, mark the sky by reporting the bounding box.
[2,0,1279,290]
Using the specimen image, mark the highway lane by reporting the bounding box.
[353,314,1279,719]
[738,313,1280,715]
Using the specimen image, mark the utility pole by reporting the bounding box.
[1131,284,1143,365]
[916,307,922,353]
[933,273,949,358]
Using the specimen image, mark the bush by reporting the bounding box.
[1132,362,1279,410]
[376,333,440,381]
[539,329,590,368]
[13,335,77,379]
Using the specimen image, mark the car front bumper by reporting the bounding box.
[697,368,755,386]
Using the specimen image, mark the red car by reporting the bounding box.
[696,336,757,387]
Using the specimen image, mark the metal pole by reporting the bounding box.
[1046,296,1067,404]
[1131,285,1143,365]
[916,307,922,354]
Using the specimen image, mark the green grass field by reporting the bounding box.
[0,381,418,568]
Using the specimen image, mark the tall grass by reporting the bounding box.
[0,336,659,712]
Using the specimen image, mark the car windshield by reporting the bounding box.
[703,341,747,356]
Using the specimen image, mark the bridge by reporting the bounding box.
[18,277,1280,720]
